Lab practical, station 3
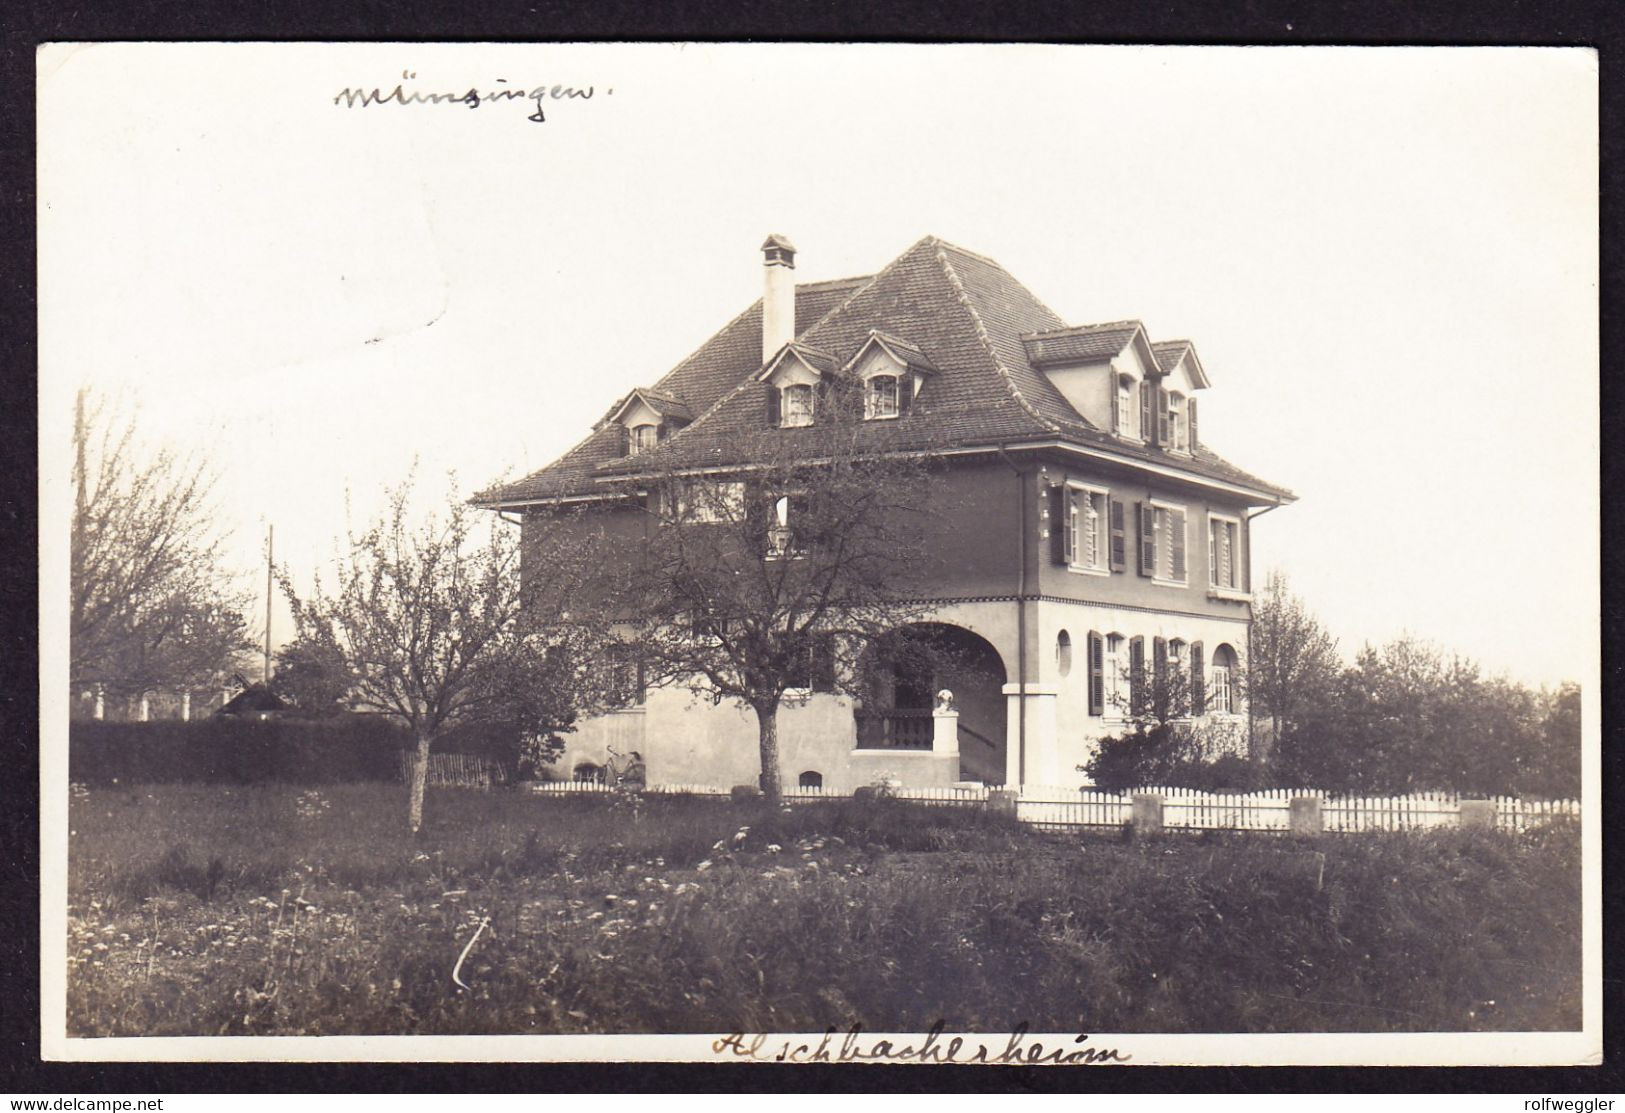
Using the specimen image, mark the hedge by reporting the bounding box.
[69,717,413,785]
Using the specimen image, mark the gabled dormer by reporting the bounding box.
[1149,340,1210,455]
[842,330,937,420]
[756,342,839,428]
[1022,321,1160,443]
[603,388,695,456]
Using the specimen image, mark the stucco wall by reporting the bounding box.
[1030,598,1251,783]
[1030,460,1255,623]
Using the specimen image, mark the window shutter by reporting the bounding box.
[1137,501,1155,576]
[1187,397,1198,449]
[1109,380,1120,432]
[1088,630,1104,716]
[1190,641,1205,715]
[1241,518,1250,592]
[765,383,781,427]
[1129,636,1145,715]
[1157,386,1170,446]
[1109,498,1126,571]
[656,420,668,442]
[1152,636,1168,719]
[814,379,830,424]
[1139,381,1153,441]
[812,634,836,693]
[896,374,912,416]
[1048,484,1069,565]
[1171,508,1186,580]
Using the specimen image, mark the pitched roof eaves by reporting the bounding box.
[932,243,1062,435]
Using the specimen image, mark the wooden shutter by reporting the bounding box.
[765,383,781,427]
[1137,501,1155,576]
[814,379,830,424]
[1048,484,1070,565]
[896,374,912,416]
[812,634,836,693]
[1187,397,1199,449]
[1109,379,1120,433]
[1152,636,1168,720]
[1109,499,1126,571]
[1139,381,1153,441]
[617,423,631,457]
[1157,386,1170,446]
[1129,636,1145,715]
[1241,517,1251,592]
[1190,641,1205,715]
[1173,511,1187,579]
[1087,630,1104,716]
[656,420,668,442]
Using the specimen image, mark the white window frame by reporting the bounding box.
[1210,663,1234,716]
[1167,392,1188,454]
[1206,511,1247,597]
[1116,375,1137,439]
[629,422,659,454]
[780,383,815,428]
[1103,632,1127,719]
[1065,482,1110,576]
[765,492,808,561]
[1148,498,1189,586]
[865,374,901,420]
[675,479,744,524]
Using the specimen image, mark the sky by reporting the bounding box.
[38,43,1599,687]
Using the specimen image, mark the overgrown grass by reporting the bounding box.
[66,783,1582,1037]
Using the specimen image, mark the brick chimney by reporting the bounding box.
[761,233,797,364]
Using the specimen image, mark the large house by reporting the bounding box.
[476,235,1293,790]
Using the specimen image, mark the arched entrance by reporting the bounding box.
[855,622,1009,784]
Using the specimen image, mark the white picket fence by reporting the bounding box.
[522,778,1579,834]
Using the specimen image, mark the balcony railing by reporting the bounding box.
[854,709,934,749]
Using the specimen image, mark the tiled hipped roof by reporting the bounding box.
[480,237,1294,504]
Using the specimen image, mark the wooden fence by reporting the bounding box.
[398,751,509,788]
[521,778,1579,834]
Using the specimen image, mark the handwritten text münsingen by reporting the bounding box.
[333,71,607,123]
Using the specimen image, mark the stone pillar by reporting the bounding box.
[1002,683,1060,787]
[93,685,104,721]
[988,788,1018,817]
[932,690,959,757]
[1132,793,1164,834]
[1289,796,1323,837]
[181,690,191,722]
[1459,799,1496,830]
[139,694,150,722]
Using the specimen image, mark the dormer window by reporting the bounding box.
[781,384,814,427]
[1115,374,1136,438]
[629,423,659,454]
[1167,392,1187,452]
[866,374,900,420]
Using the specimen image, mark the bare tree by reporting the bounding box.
[70,388,254,704]
[281,478,611,832]
[608,425,943,800]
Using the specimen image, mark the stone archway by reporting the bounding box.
[856,622,1009,784]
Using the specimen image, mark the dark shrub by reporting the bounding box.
[69,716,409,785]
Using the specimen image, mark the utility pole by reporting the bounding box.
[264,524,274,685]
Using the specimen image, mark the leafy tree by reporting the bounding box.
[70,388,255,703]
[1526,682,1581,799]
[607,425,943,801]
[1246,570,1340,758]
[281,478,611,831]
[270,633,351,716]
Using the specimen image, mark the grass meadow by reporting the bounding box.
[66,782,1582,1037]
